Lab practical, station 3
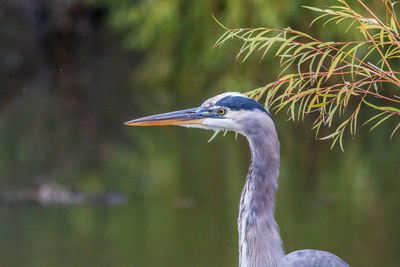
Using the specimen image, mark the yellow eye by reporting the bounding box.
[217,108,226,115]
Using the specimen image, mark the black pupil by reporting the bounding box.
[218,109,224,114]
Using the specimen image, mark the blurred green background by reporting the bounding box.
[0,0,399,266]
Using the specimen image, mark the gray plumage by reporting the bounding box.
[284,250,349,266]
[238,109,349,267]
[125,92,350,267]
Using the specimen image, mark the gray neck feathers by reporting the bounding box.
[238,112,285,267]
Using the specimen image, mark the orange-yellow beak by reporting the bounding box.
[124,107,208,126]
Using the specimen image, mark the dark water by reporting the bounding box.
[0,130,399,267]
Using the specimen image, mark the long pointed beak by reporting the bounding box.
[124,107,208,126]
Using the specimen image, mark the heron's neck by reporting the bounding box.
[238,126,284,267]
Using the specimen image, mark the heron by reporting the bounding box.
[125,92,350,267]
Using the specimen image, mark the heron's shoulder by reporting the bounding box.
[284,249,350,267]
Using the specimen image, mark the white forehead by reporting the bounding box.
[201,92,250,108]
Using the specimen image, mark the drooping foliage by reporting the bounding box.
[216,0,400,149]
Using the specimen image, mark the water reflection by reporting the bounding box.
[0,131,399,266]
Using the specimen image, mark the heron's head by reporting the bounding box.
[125,92,272,136]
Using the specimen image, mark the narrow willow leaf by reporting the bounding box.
[336,84,347,107]
[337,119,349,133]
[289,98,297,121]
[391,17,399,35]
[390,122,400,139]
[320,131,340,140]
[327,53,343,79]
[370,113,394,131]
[293,42,319,55]
[207,130,221,143]
[297,95,305,121]
[339,131,344,151]
[309,102,328,108]
[363,25,385,31]
[335,16,348,24]
[271,95,285,109]
[275,35,300,56]
[358,25,369,40]
[242,29,272,61]
[359,45,376,66]
[330,5,350,11]
[212,14,229,31]
[275,99,292,113]
[256,36,274,50]
[278,57,296,77]
[312,120,323,138]
[307,95,318,112]
[330,135,339,150]
[317,41,335,47]
[350,45,359,81]
[310,13,329,27]
[386,45,400,59]
[265,83,284,107]
[344,84,356,107]
[280,73,298,80]
[315,48,331,81]
[302,94,313,120]
[372,79,379,93]
[289,29,313,40]
[309,53,318,82]
[285,78,299,98]
[323,15,342,27]
[239,28,258,40]
[302,6,325,13]
[316,75,325,89]
[237,30,258,58]
[345,19,357,33]
[317,93,336,97]
[345,42,363,62]
[327,105,338,127]
[297,51,310,75]
[363,111,386,126]
[363,100,400,113]
[259,41,274,61]
[280,44,298,62]
[242,41,263,61]
[237,31,257,60]
[214,30,231,47]
[353,114,358,135]
[379,29,385,47]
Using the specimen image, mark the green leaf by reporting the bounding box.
[275,35,300,56]
[302,6,325,13]
[317,93,336,97]
[314,49,331,80]
[319,131,340,140]
[207,130,221,143]
[363,100,400,113]
[309,102,328,108]
[370,113,394,131]
[391,17,399,35]
[310,13,329,27]
[391,122,400,139]
[293,42,319,55]
[327,52,343,79]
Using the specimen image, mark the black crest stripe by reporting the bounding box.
[215,96,271,117]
